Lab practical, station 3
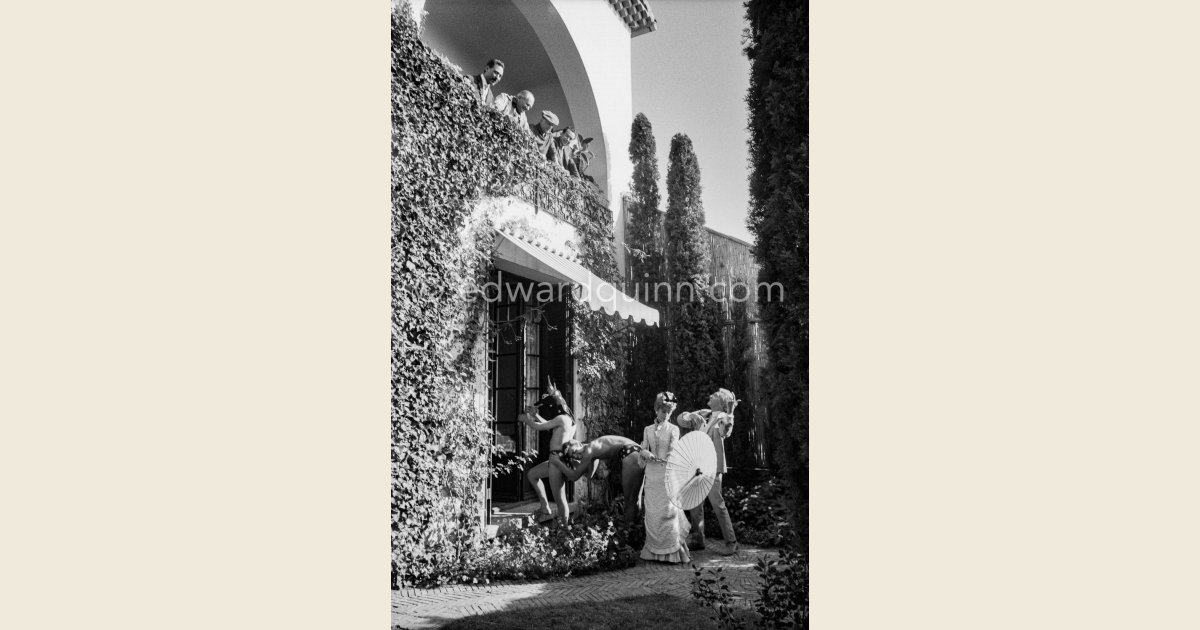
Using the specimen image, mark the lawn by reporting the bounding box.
[430,593,758,630]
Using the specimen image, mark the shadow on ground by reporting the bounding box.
[392,546,775,629]
[398,594,757,630]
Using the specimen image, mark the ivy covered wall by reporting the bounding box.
[391,3,627,587]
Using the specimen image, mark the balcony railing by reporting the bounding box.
[510,162,611,232]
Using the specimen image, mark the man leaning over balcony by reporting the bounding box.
[553,127,580,174]
[571,136,595,181]
[530,110,562,164]
[494,90,535,130]
[470,58,504,107]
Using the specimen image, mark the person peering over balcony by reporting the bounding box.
[469,58,505,107]
[494,90,535,130]
[529,110,560,162]
[553,126,580,174]
[571,136,597,185]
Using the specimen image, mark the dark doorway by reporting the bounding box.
[487,272,573,509]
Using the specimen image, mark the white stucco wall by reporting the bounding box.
[511,0,634,268]
[549,0,633,234]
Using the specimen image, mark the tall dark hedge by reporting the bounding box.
[624,113,669,432]
[745,0,808,547]
[664,133,725,412]
[727,298,760,468]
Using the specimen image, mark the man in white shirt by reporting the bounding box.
[676,388,740,554]
[494,90,534,130]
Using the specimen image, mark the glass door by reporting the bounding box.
[489,279,528,504]
[487,273,573,508]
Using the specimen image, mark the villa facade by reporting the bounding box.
[407,0,660,524]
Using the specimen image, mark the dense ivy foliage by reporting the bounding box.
[664,134,726,411]
[744,0,808,549]
[624,113,669,435]
[392,3,625,587]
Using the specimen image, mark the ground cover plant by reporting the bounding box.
[457,511,638,584]
[692,477,795,549]
[691,549,806,630]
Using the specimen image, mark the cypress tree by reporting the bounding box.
[745,0,808,545]
[626,113,665,286]
[664,133,725,412]
[727,297,760,468]
[665,134,711,287]
[625,113,670,432]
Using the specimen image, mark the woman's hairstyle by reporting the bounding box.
[654,391,678,414]
[713,388,737,414]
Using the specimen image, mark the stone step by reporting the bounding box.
[488,500,545,538]
[487,499,592,537]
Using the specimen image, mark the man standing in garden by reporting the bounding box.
[470,58,504,107]
[676,388,740,554]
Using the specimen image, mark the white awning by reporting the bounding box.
[491,230,660,326]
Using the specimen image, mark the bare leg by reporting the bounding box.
[549,461,569,524]
[526,461,552,514]
[620,454,645,526]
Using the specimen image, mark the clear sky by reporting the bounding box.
[632,0,753,243]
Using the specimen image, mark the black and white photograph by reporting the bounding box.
[391,0,806,627]
[10,1,1200,629]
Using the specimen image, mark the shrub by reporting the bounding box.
[458,512,637,584]
[696,477,806,624]
[691,548,808,629]
[753,549,808,629]
[693,478,796,549]
[691,565,748,630]
[724,478,795,548]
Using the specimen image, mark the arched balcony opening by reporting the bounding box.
[418,0,628,210]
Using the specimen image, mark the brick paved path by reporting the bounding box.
[392,545,776,629]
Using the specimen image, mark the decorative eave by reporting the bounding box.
[607,0,657,37]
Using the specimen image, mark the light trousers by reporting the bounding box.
[688,473,736,544]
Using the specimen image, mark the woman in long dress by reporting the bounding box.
[639,392,691,563]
